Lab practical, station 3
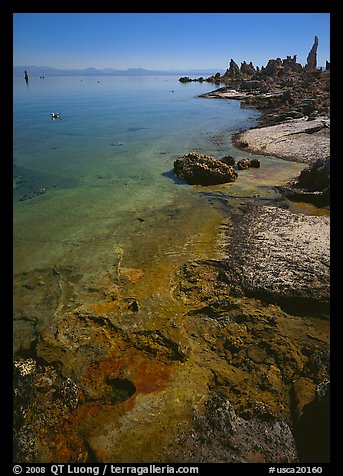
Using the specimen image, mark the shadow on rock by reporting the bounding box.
[293,382,330,463]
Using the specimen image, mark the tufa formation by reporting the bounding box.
[180,37,328,84]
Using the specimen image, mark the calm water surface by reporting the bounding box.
[13,75,304,349]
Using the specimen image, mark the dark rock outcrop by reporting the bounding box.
[237,158,260,170]
[261,58,284,77]
[206,72,222,84]
[240,61,256,76]
[293,381,330,462]
[181,36,330,111]
[282,55,303,73]
[220,155,236,166]
[259,56,302,76]
[13,357,82,462]
[173,152,238,185]
[237,159,250,170]
[179,76,192,83]
[249,158,261,168]
[306,36,319,72]
[223,59,241,79]
[279,158,330,207]
[297,157,330,190]
[240,80,261,90]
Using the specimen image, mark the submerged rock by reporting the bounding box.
[19,187,47,201]
[13,357,84,462]
[174,152,238,185]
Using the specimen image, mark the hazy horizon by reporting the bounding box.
[12,65,227,78]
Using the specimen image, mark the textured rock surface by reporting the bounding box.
[220,155,236,166]
[198,37,330,127]
[234,117,330,164]
[179,36,330,87]
[240,61,256,76]
[223,205,330,315]
[169,395,298,463]
[259,55,302,76]
[200,87,249,100]
[261,58,284,76]
[297,158,330,190]
[174,152,238,185]
[237,159,250,170]
[306,36,319,72]
[173,258,330,461]
[14,247,330,462]
[223,59,241,79]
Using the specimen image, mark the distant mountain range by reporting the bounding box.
[13,66,224,77]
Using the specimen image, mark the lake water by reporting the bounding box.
[13,74,304,350]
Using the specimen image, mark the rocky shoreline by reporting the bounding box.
[174,38,330,461]
[14,39,330,464]
[232,117,330,165]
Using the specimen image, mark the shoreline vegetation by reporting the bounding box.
[14,38,330,463]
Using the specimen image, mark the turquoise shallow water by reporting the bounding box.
[13,74,304,348]
[14,75,259,186]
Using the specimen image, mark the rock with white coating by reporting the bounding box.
[223,205,330,315]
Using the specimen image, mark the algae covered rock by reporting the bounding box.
[250,158,261,168]
[220,155,236,166]
[174,152,238,185]
[237,159,250,170]
[237,158,260,169]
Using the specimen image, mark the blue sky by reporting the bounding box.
[13,13,330,70]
